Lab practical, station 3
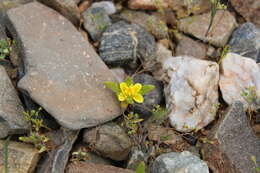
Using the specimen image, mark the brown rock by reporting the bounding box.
[178,10,237,47]
[6,2,122,130]
[231,0,260,27]
[66,162,134,173]
[0,140,40,173]
[79,0,92,13]
[128,0,168,10]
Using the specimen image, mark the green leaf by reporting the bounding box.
[135,161,145,173]
[140,85,155,95]
[104,81,120,93]
[125,76,133,86]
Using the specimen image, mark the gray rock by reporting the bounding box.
[110,68,127,83]
[203,101,260,173]
[35,128,79,173]
[229,22,260,62]
[133,73,163,117]
[91,1,116,15]
[83,122,132,161]
[0,66,28,138]
[99,21,156,67]
[127,148,147,170]
[38,0,80,25]
[151,151,209,173]
[0,23,6,40]
[5,2,121,130]
[82,7,112,42]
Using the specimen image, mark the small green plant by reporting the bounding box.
[251,155,260,173]
[121,112,144,135]
[104,77,155,108]
[149,105,168,125]
[0,38,12,59]
[218,45,229,64]
[71,151,89,162]
[3,136,11,173]
[135,161,146,173]
[241,86,258,119]
[19,107,50,153]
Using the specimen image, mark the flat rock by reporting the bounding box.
[90,1,116,15]
[202,101,260,173]
[219,53,260,108]
[5,2,121,130]
[0,140,40,173]
[163,56,219,132]
[230,0,260,27]
[0,66,28,138]
[99,21,156,67]
[178,10,237,47]
[175,34,207,59]
[83,122,132,161]
[229,22,260,62]
[120,10,169,40]
[66,162,134,173]
[151,151,209,173]
[128,0,168,10]
[38,0,80,25]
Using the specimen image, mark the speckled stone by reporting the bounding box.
[5,2,121,130]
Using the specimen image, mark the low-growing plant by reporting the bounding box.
[251,155,260,173]
[71,151,89,162]
[0,38,12,59]
[241,86,258,119]
[19,107,50,153]
[135,161,146,173]
[218,45,229,64]
[121,112,144,135]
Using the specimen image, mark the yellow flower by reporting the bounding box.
[118,82,144,103]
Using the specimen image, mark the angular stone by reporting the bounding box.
[82,7,111,41]
[6,2,121,130]
[83,122,132,161]
[178,10,237,47]
[175,34,207,59]
[230,0,260,27]
[229,22,260,62]
[99,21,156,67]
[151,151,209,173]
[38,0,80,25]
[219,53,260,108]
[133,73,164,117]
[128,0,168,10]
[120,10,169,40]
[163,56,219,132]
[0,140,40,173]
[35,128,79,173]
[91,1,116,15]
[0,66,28,138]
[203,101,260,173]
[66,162,134,173]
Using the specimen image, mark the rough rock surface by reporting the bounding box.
[35,129,79,173]
[0,66,28,138]
[230,0,260,27]
[91,1,116,15]
[127,148,147,170]
[202,101,260,173]
[133,73,163,117]
[0,140,40,173]
[82,7,111,41]
[229,22,260,62]
[38,0,80,25]
[83,122,132,161]
[175,34,207,59]
[219,53,260,108]
[164,56,219,132]
[128,0,168,10]
[66,162,134,173]
[178,10,237,47]
[120,10,169,40]
[6,2,121,130]
[110,68,127,83]
[151,151,209,173]
[99,21,156,67]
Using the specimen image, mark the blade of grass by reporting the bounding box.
[3,136,11,173]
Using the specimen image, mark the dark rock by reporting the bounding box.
[202,101,260,173]
[82,7,111,42]
[66,162,134,173]
[229,22,260,62]
[38,0,80,25]
[0,59,17,80]
[133,73,163,117]
[83,122,132,161]
[0,65,28,139]
[0,23,6,40]
[5,2,121,130]
[35,128,79,173]
[151,151,209,173]
[99,21,156,67]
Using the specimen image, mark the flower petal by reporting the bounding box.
[133,94,144,103]
[131,83,142,93]
[120,82,128,94]
[118,93,127,101]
